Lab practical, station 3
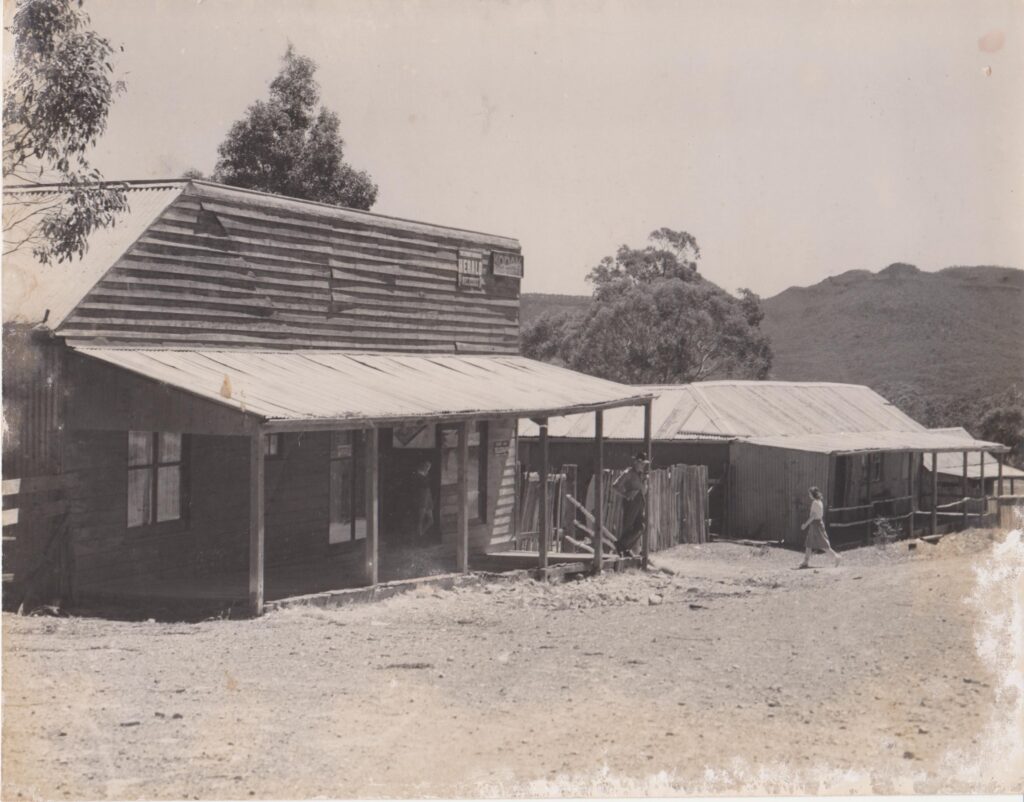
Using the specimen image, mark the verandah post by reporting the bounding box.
[364,428,379,586]
[864,452,874,546]
[642,399,652,569]
[538,419,549,574]
[907,452,916,539]
[930,451,938,535]
[593,410,604,575]
[249,427,266,617]
[962,451,969,530]
[456,421,469,573]
[979,450,986,527]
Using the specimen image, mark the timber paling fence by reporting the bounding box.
[515,463,708,554]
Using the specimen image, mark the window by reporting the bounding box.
[128,431,185,527]
[329,431,367,543]
[440,422,488,523]
[264,433,283,458]
[871,454,882,482]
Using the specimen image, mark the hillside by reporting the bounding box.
[759,264,1023,399]
[522,265,1023,400]
[520,293,590,329]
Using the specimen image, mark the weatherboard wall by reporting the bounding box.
[55,183,523,353]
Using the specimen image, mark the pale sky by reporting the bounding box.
[37,0,1024,296]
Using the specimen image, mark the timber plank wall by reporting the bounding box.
[56,184,523,353]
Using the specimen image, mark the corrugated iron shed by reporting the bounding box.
[521,381,923,440]
[2,182,185,327]
[74,348,652,425]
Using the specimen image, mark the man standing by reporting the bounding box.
[612,451,650,557]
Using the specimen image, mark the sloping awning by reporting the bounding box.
[746,428,1008,455]
[74,348,653,430]
[927,428,1024,477]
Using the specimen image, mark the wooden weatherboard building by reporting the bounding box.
[2,179,652,615]
[521,381,1009,547]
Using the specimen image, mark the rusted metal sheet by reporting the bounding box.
[522,380,926,441]
[748,429,1004,454]
[729,441,830,544]
[2,183,185,327]
[930,429,1024,478]
[73,348,652,425]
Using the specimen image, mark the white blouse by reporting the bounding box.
[809,499,824,522]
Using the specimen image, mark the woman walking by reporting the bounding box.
[799,486,840,568]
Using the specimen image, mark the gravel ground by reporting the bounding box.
[2,528,1021,798]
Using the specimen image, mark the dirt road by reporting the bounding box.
[3,529,1021,798]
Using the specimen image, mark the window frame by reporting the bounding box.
[126,431,189,531]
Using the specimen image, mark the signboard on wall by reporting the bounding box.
[492,439,510,456]
[392,424,435,449]
[491,251,524,278]
[458,251,483,288]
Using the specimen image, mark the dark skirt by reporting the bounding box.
[805,519,832,551]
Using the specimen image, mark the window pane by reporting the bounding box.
[159,432,182,463]
[264,433,280,456]
[127,468,153,527]
[129,431,153,466]
[156,466,181,522]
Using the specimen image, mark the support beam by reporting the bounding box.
[997,454,1004,500]
[931,451,938,536]
[907,452,916,539]
[868,450,876,544]
[249,428,266,617]
[962,451,969,530]
[593,410,604,575]
[538,419,549,573]
[456,421,469,573]
[364,429,379,586]
[642,400,652,569]
[979,450,986,526]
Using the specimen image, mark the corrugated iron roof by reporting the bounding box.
[747,428,1005,455]
[929,429,1024,476]
[2,182,185,327]
[521,381,924,440]
[74,348,653,424]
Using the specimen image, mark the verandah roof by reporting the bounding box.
[74,347,653,430]
[746,429,1007,455]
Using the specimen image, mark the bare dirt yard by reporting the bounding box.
[3,528,1022,799]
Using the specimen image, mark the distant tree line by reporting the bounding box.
[522,229,773,384]
[880,383,1024,468]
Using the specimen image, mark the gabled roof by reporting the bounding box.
[3,181,185,327]
[74,347,652,426]
[2,178,521,330]
[521,381,925,440]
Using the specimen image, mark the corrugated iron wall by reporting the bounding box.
[728,442,829,545]
[2,330,65,479]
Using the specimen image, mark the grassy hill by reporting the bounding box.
[522,264,1023,400]
[758,264,1023,400]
